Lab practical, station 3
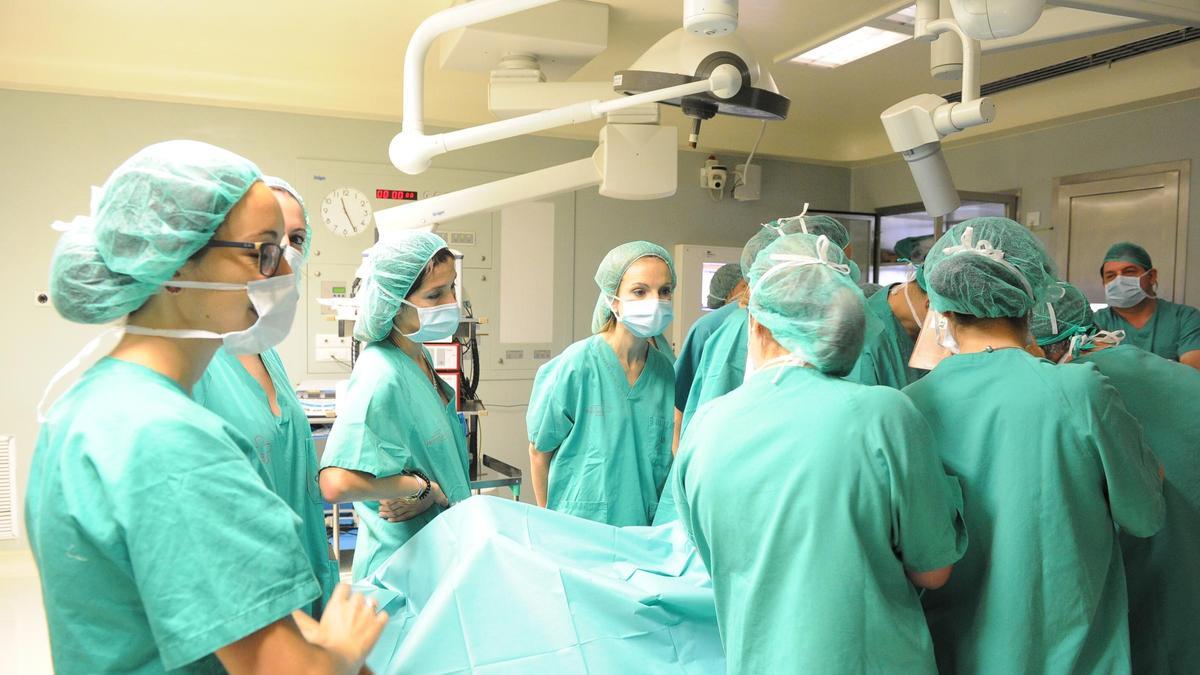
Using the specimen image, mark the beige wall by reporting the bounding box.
[0,89,849,548]
[851,95,1200,299]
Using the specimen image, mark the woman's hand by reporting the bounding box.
[310,584,388,673]
[377,482,449,522]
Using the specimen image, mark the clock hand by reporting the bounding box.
[340,198,353,224]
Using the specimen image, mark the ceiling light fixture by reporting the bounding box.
[788,4,916,68]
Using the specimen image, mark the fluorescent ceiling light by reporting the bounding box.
[788,4,915,68]
[790,26,910,68]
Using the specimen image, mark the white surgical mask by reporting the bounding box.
[609,296,673,339]
[125,247,302,355]
[38,248,302,422]
[398,299,461,343]
[935,314,960,354]
[1104,274,1149,309]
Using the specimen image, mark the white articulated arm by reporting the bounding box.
[402,0,558,136]
[391,64,742,175]
[374,157,602,237]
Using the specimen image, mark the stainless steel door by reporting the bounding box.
[1054,161,1190,303]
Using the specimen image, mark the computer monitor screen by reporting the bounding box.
[700,261,728,311]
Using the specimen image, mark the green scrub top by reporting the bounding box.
[319,340,471,581]
[846,284,923,389]
[192,347,339,617]
[673,302,740,411]
[1094,299,1200,361]
[903,349,1165,674]
[27,357,319,674]
[651,334,675,365]
[1075,344,1200,674]
[527,334,673,526]
[680,307,748,432]
[675,366,967,673]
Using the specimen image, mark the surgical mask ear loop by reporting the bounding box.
[903,281,925,330]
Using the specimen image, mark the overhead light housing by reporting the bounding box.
[787,4,916,68]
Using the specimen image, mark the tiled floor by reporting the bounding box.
[0,547,54,673]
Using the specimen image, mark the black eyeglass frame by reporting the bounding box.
[204,239,284,276]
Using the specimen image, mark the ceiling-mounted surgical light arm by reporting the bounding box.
[401,0,558,137]
[390,0,745,175]
[390,64,742,174]
[880,1,999,217]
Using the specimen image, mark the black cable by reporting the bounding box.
[349,277,362,366]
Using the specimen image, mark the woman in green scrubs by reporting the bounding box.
[319,231,471,581]
[193,176,338,617]
[680,214,853,432]
[1033,281,1200,674]
[527,241,676,526]
[29,141,385,674]
[675,233,967,673]
[903,217,1165,674]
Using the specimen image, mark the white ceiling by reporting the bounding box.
[1,0,1196,164]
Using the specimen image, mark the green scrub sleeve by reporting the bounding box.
[320,412,413,479]
[882,396,969,573]
[122,420,320,669]
[1177,304,1200,355]
[1074,367,1166,538]
[526,357,578,451]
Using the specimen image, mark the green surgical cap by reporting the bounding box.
[748,233,865,376]
[49,140,262,324]
[924,217,1057,319]
[1101,241,1152,272]
[263,175,312,261]
[914,264,928,292]
[894,235,931,264]
[741,214,850,278]
[1031,281,1095,346]
[707,263,742,308]
[354,231,449,342]
[590,241,676,333]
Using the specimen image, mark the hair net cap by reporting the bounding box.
[914,264,928,292]
[354,231,450,342]
[1101,241,1152,271]
[923,217,1057,319]
[49,140,262,324]
[741,214,850,278]
[1031,282,1095,346]
[262,175,312,261]
[590,241,676,333]
[707,263,742,308]
[747,233,865,376]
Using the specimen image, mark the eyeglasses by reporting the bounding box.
[204,240,285,276]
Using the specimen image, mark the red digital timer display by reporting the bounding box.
[376,189,419,201]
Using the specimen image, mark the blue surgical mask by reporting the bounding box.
[609,296,673,339]
[399,299,460,343]
[1104,274,1148,309]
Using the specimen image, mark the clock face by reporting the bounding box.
[321,187,373,237]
